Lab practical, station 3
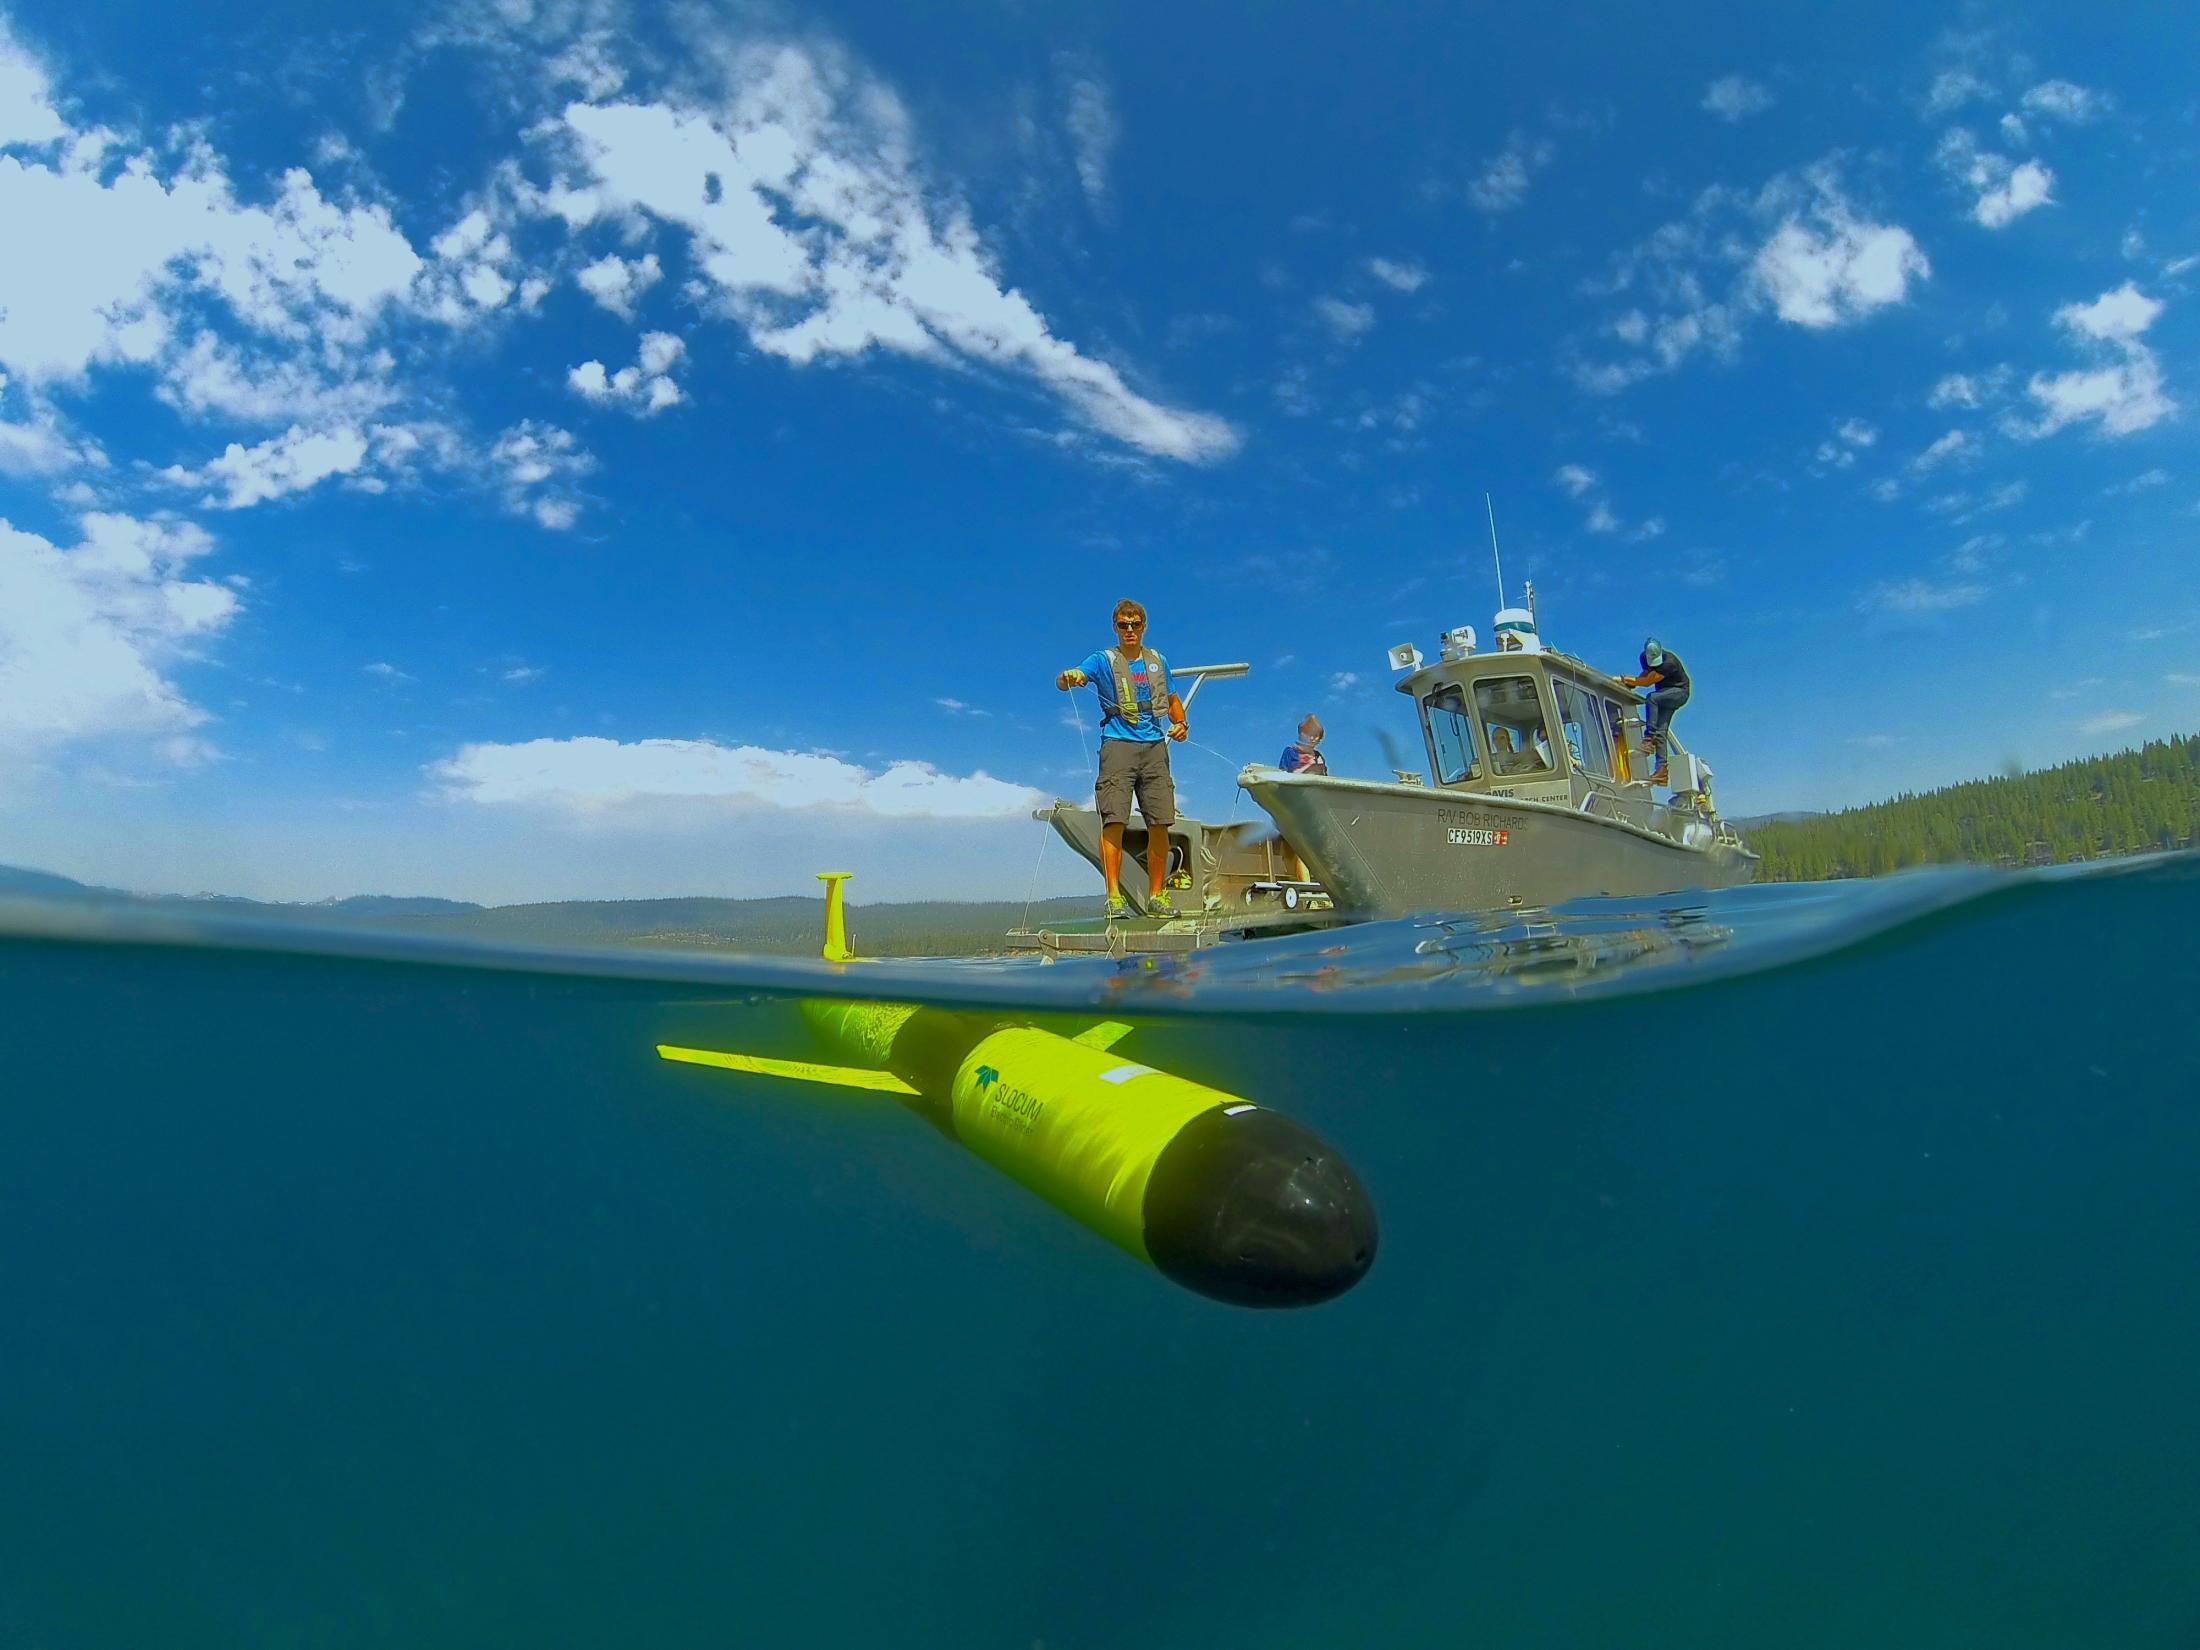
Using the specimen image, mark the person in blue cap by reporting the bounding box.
[1618,637,1690,786]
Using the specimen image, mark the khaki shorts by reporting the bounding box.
[1095,739,1176,828]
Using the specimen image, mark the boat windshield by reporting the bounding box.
[1423,686,1481,784]
[1477,676,1555,777]
[1553,677,1614,778]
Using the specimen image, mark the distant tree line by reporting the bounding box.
[1746,734,2200,882]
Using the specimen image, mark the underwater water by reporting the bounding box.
[4,856,2199,1648]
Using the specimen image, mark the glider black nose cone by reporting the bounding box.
[1143,1107,1378,1307]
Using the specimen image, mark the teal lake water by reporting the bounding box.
[5,856,2198,1646]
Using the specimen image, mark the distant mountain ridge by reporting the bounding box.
[0,865,1088,957]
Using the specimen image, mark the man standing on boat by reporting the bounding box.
[1619,637,1690,786]
[1055,599,1187,919]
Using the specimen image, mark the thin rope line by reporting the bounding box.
[1019,820,1049,933]
[1066,693,1092,773]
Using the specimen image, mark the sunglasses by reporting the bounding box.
[1115,619,1144,630]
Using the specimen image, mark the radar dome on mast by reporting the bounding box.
[1492,606,1542,653]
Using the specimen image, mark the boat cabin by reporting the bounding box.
[1391,611,1681,816]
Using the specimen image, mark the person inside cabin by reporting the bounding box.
[1055,598,1187,919]
[1489,724,1552,777]
[1618,637,1690,786]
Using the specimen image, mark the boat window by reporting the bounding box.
[1554,677,1613,778]
[1422,686,1480,785]
[1476,676,1555,777]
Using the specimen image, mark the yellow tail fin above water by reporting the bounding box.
[816,871,854,961]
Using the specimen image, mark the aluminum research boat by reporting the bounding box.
[1239,598,1756,916]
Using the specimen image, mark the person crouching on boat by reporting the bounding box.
[1618,637,1690,786]
[1278,713,1328,776]
[1055,599,1187,919]
[1275,715,1328,881]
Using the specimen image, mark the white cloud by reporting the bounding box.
[1910,428,1969,472]
[568,331,686,416]
[1975,159,2053,230]
[1928,369,2010,409]
[161,423,372,508]
[0,145,423,387]
[412,203,529,325]
[155,330,402,426]
[486,420,595,528]
[0,15,67,147]
[1701,76,1773,122]
[1366,257,1429,293]
[1327,672,1360,692]
[1466,130,1553,213]
[428,735,1044,819]
[1816,416,1880,467]
[2025,283,2175,438]
[2078,710,2143,736]
[0,372,100,474]
[1313,296,1375,341]
[0,511,238,760]
[2021,80,2110,124]
[536,45,1235,463]
[1935,130,2053,229]
[1576,162,1927,391]
[1553,462,1654,537]
[1923,479,2028,523]
[575,250,663,318]
[1924,69,1994,117]
[1752,194,1930,328]
[2103,468,2169,496]
[363,660,414,683]
[1060,66,1116,214]
[2059,283,2163,342]
[1858,577,1987,615]
[1949,532,2003,572]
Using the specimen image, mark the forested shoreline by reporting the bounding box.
[1746,734,2200,881]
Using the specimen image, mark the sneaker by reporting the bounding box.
[1104,892,1130,919]
[1148,891,1177,918]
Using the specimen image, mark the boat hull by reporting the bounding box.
[1243,768,1757,916]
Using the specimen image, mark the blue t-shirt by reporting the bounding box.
[1073,647,1166,743]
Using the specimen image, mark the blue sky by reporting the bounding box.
[0,0,2194,902]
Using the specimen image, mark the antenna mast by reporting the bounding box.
[1484,492,1506,610]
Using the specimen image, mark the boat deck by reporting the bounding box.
[1005,906,1347,957]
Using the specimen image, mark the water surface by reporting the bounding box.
[4,857,2196,1647]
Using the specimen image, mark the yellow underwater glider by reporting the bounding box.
[656,875,1377,1308]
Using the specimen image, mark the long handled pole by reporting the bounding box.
[1485,492,1506,611]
